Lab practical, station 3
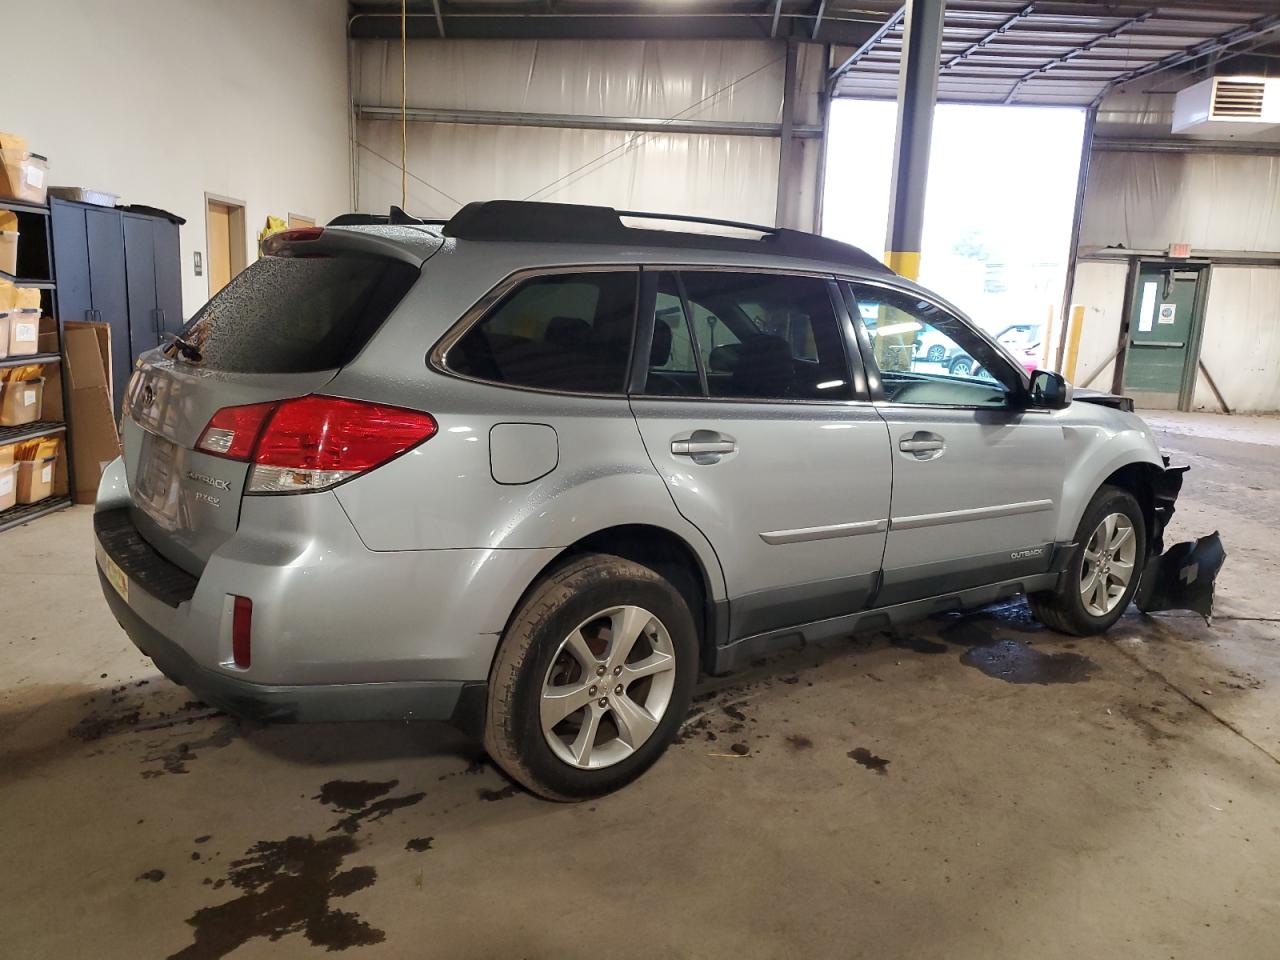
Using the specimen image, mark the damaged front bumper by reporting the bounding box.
[1134,460,1227,619]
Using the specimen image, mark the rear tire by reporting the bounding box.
[1029,485,1146,636]
[483,553,698,801]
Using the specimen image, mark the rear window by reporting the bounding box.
[179,255,419,373]
[445,271,637,394]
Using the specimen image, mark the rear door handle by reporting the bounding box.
[671,440,736,455]
[671,430,737,464]
[899,431,945,460]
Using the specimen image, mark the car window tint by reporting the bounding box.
[678,272,851,401]
[848,283,1013,408]
[448,272,637,394]
[645,274,702,397]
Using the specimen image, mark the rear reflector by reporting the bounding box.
[195,395,437,494]
[232,596,252,667]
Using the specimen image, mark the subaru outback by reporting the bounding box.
[94,201,1191,800]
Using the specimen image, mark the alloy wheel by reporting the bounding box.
[1079,512,1137,617]
[540,605,677,769]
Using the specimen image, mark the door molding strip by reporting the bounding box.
[759,518,888,545]
[891,498,1053,531]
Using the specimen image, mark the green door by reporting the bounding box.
[1122,264,1202,410]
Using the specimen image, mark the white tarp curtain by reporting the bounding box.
[352,39,819,225]
[1067,260,1128,387]
[354,39,786,122]
[357,119,780,221]
[1080,151,1280,253]
[1197,266,1280,412]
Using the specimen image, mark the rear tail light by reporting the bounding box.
[196,395,437,494]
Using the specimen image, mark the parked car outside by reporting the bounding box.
[94,201,1188,799]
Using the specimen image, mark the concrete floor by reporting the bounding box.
[2,409,1278,959]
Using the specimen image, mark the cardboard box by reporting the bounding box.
[0,149,48,204]
[36,315,57,354]
[16,455,55,504]
[0,313,8,360]
[0,377,43,426]
[0,462,15,511]
[0,231,15,276]
[64,323,121,504]
[0,444,12,466]
[5,308,39,356]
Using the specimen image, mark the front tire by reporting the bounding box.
[483,554,698,801]
[1029,485,1146,636]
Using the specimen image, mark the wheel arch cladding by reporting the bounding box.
[497,524,723,676]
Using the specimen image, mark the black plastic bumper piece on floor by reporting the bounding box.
[93,508,198,608]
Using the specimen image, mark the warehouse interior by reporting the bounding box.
[2,1,1280,957]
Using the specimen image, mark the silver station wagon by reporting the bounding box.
[94,201,1194,799]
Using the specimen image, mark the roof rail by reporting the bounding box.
[327,205,448,227]
[441,200,888,273]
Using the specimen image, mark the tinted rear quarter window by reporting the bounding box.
[447,271,637,394]
[181,254,419,373]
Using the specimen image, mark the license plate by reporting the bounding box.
[96,541,129,602]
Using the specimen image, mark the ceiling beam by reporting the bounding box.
[349,9,881,43]
[811,0,828,42]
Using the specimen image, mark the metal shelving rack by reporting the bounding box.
[1,196,74,532]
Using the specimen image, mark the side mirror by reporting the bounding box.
[1028,369,1072,409]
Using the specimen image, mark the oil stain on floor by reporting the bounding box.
[848,747,890,775]
[315,779,428,834]
[168,835,383,959]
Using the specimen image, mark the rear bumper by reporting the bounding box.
[98,567,480,724]
[93,456,556,726]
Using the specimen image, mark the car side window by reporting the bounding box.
[847,283,1016,408]
[447,271,637,394]
[676,272,852,402]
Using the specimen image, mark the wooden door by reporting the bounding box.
[205,198,246,298]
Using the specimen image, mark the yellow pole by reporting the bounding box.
[1064,304,1086,380]
[883,251,922,281]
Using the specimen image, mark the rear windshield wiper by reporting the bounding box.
[163,332,203,363]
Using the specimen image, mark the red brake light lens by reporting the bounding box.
[195,395,437,494]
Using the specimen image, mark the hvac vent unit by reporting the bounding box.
[1172,76,1280,137]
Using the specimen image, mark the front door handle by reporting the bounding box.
[671,430,737,464]
[899,431,945,461]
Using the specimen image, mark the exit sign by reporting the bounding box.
[1169,242,1192,258]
